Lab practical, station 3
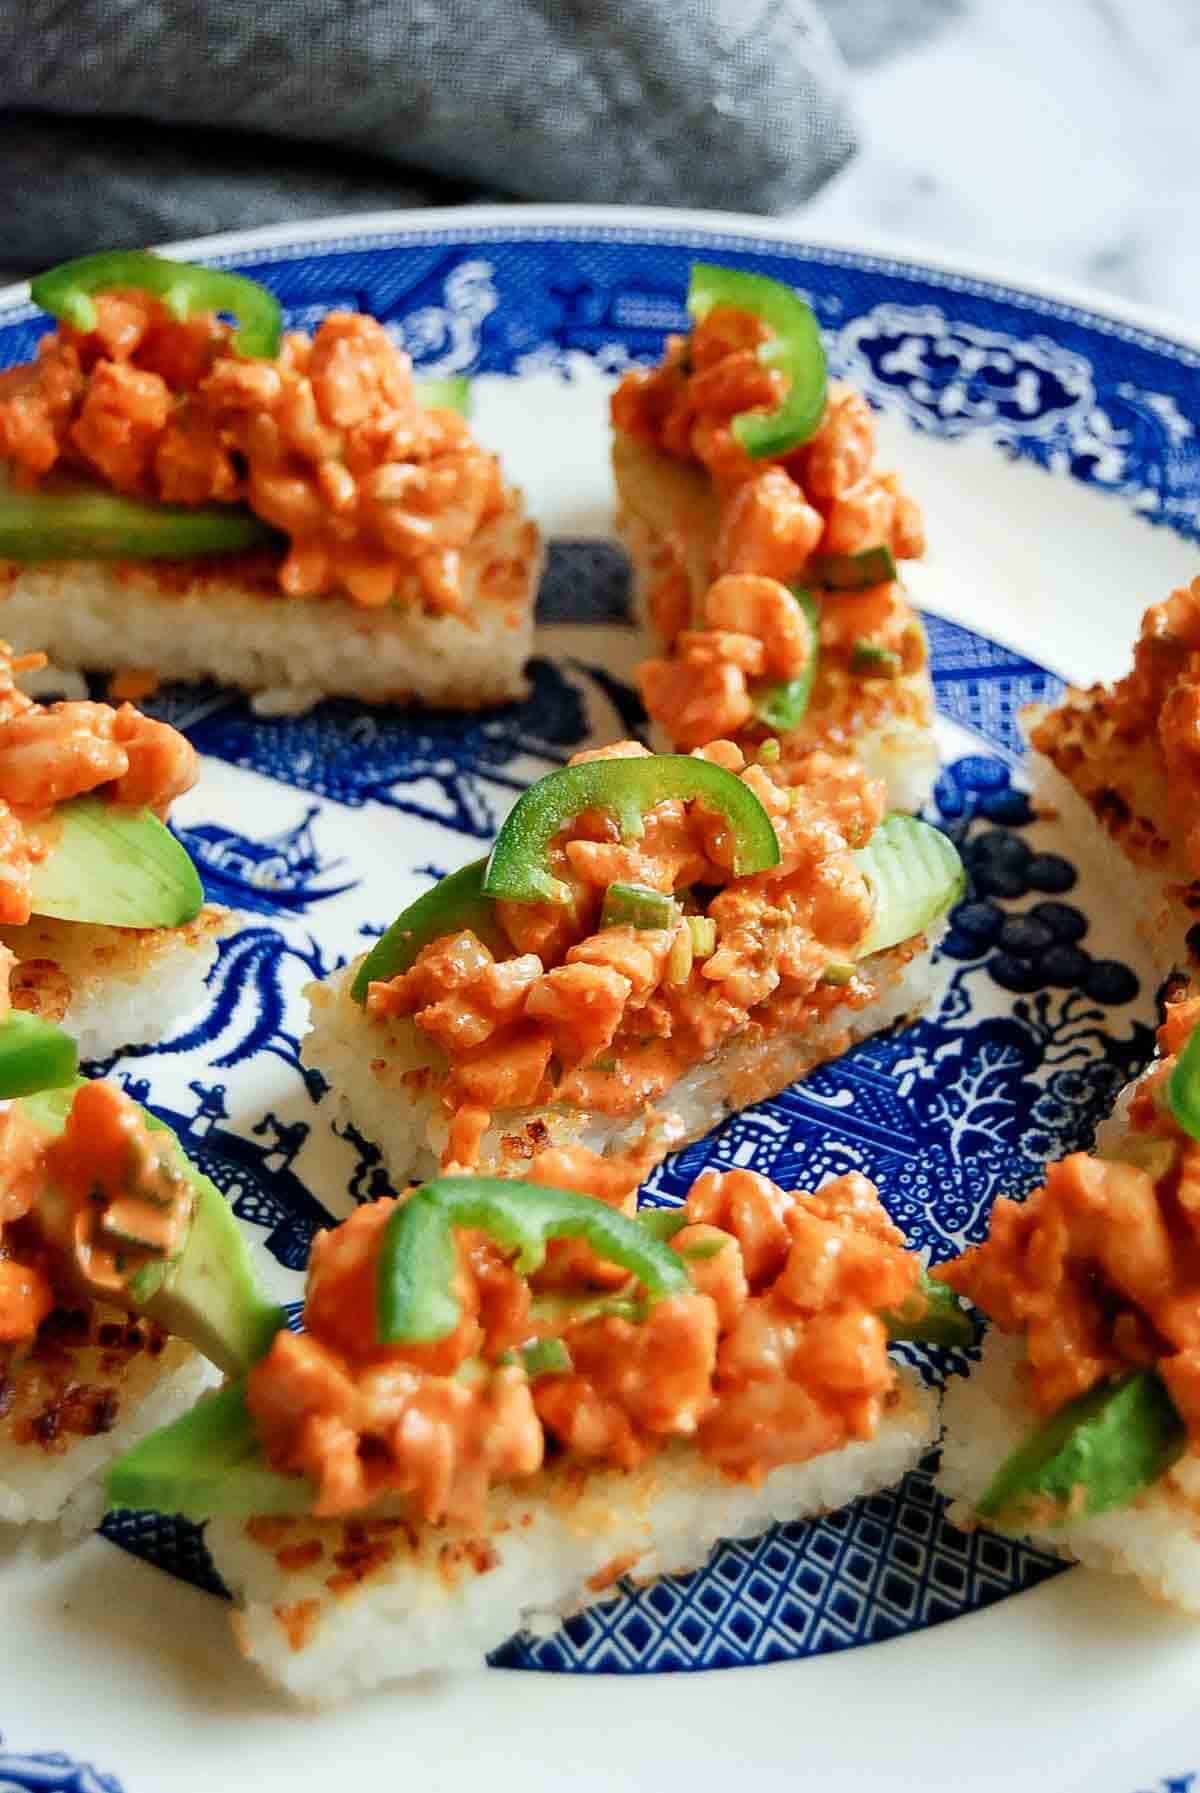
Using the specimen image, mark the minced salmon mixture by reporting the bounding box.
[0,640,196,926]
[366,739,891,1135]
[611,306,928,750]
[0,292,510,614]
[937,993,1200,1438]
[248,1164,921,1521]
[1032,576,1200,878]
[0,1080,191,1362]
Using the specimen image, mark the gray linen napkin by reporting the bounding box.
[0,0,856,269]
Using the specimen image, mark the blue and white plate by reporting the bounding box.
[1,207,1198,1793]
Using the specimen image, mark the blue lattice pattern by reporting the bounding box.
[491,1459,1060,1674]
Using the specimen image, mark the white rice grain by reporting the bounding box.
[2,906,230,1060]
[0,490,541,715]
[301,936,942,1188]
[208,1369,937,1701]
[0,1336,215,1538]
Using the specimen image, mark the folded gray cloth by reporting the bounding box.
[0,0,856,269]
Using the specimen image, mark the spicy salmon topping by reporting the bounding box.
[937,994,1200,1437]
[0,641,197,927]
[246,1166,920,1522]
[1031,576,1200,879]
[611,308,927,751]
[640,572,930,753]
[365,739,887,1131]
[0,293,509,614]
[0,1080,194,1354]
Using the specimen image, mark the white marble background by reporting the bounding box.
[807,0,1200,325]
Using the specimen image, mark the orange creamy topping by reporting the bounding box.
[0,1081,192,1351]
[937,993,1200,1436]
[0,641,197,926]
[246,1166,920,1521]
[611,307,927,751]
[366,739,885,1134]
[0,292,508,614]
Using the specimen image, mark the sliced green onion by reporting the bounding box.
[850,641,901,679]
[600,882,679,931]
[414,376,471,415]
[820,960,856,987]
[809,546,898,591]
[519,1337,573,1379]
[666,923,694,987]
[686,915,717,959]
[529,1291,642,1327]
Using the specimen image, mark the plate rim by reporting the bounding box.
[0,201,1198,364]
[2,200,1199,1791]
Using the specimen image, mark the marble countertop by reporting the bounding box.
[802,0,1200,327]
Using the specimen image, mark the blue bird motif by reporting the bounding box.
[175,805,355,917]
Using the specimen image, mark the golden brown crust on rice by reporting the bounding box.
[0,490,541,711]
[0,1305,189,1459]
[2,904,230,1020]
[1029,690,1182,874]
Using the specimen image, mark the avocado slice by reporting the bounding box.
[0,1010,79,1097]
[350,855,505,1002]
[854,815,965,958]
[21,1083,285,1376]
[106,1378,315,1520]
[26,796,204,929]
[977,1370,1186,1529]
[882,1270,974,1348]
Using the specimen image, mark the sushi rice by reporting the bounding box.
[0,1326,214,1538]
[1,906,230,1060]
[302,930,943,1187]
[208,1368,937,1702]
[0,492,542,718]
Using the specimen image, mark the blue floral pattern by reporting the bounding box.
[0,222,1191,1723]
